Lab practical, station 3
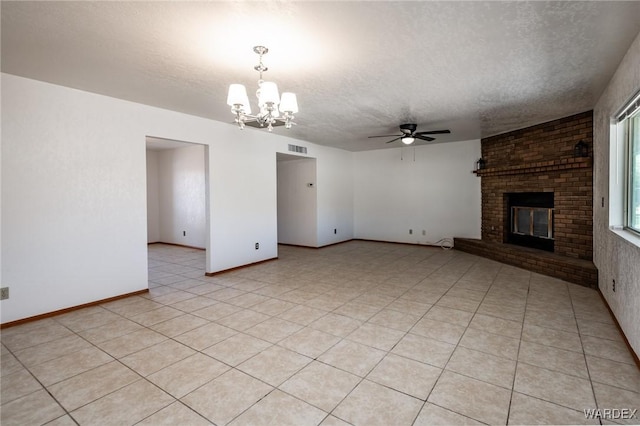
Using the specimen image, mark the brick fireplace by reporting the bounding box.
[455,111,598,287]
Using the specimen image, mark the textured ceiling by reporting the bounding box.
[2,1,640,151]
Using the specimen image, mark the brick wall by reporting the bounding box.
[454,238,598,287]
[478,111,593,261]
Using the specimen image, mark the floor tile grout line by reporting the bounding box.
[133,398,212,426]
[367,255,482,424]
[278,247,464,425]
[505,268,532,426]
[27,280,277,423]
[3,243,634,426]
[0,340,79,424]
[89,294,311,425]
[5,316,180,423]
[510,389,603,419]
[572,282,605,426]
[413,259,510,425]
[419,401,494,426]
[51,317,187,421]
[214,332,358,424]
[7,246,450,422]
[91,268,496,422]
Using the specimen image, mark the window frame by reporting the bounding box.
[619,91,640,236]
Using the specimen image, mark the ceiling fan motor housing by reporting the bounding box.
[399,123,417,134]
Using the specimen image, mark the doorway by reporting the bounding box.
[146,136,210,271]
[276,153,318,247]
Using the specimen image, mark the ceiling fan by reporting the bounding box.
[368,123,451,145]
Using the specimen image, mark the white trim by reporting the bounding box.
[616,89,640,122]
[610,227,640,248]
[609,119,625,226]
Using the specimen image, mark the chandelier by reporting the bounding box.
[226,46,298,132]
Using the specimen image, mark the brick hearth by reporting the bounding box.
[456,111,597,288]
[454,238,598,288]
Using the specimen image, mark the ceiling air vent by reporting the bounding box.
[288,144,308,154]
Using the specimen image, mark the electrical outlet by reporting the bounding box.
[0,287,9,300]
[409,229,413,235]
[183,231,186,236]
[255,242,259,250]
[612,279,616,292]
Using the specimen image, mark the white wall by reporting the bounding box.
[316,145,354,247]
[354,140,481,245]
[0,74,3,298]
[0,73,354,323]
[2,75,149,322]
[593,31,640,356]
[157,145,206,248]
[146,150,160,243]
[277,157,318,247]
[1,72,482,324]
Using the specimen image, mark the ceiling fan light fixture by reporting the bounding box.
[228,46,298,132]
[401,136,415,145]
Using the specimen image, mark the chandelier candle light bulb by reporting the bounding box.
[227,84,248,108]
[280,92,298,113]
[227,46,298,132]
[258,81,280,106]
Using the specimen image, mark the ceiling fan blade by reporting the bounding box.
[385,137,403,144]
[414,134,435,142]
[415,129,451,135]
[368,134,402,138]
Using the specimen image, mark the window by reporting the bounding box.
[629,114,640,231]
[618,91,640,234]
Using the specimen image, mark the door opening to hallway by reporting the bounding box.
[146,136,210,275]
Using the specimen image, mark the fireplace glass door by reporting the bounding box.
[511,207,554,239]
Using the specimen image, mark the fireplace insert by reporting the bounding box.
[506,192,554,252]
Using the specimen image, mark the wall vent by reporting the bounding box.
[288,144,307,154]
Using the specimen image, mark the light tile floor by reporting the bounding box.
[1,241,639,425]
